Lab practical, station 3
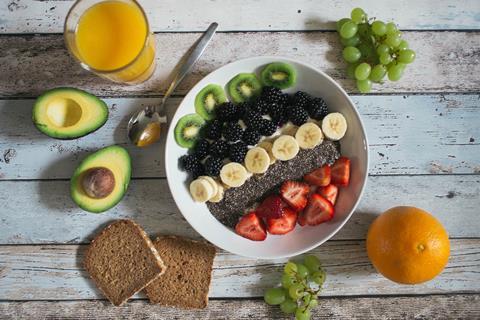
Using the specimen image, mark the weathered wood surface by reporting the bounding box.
[0,32,479,97]
[0,240,478,300]
[0,175,478,244]
[1,0,479,34]
[1,94,478,180]
[1,295,479,319]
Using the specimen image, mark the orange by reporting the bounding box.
[366,206,450,284]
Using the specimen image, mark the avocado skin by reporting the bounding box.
[32,87,109,140]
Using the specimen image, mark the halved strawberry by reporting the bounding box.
[331,157,350,187]
[235,212,267,241]
[266,207,297,235]
[317,184,339,205]
[297,211,307,226]
[280,181,309,211]
[303,194,334,226]
[256,195,285,219]
[304,165,331,187]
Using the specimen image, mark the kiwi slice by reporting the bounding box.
[174,113,206,148]
[260,62,297,89]
[194,84,227,120]
[227,73,262,103]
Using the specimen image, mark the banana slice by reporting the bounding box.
[220,162,248,187]
[295,122,324,149]
[258,141,276,164]
[245,147,270,174]
[272,135,300,161]
[189,178,215,202]
[209,183,225,203]
[322,112,347,141]
[199,176,219,197]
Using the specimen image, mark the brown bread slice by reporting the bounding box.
[144,236,216,309]
[84,219,166,306]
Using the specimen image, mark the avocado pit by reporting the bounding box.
[82,167,115,199]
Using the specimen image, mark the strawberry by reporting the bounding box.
[256,195,285,219]
[331,157,350,187]
[304,165,331,187]
[317,184,339,205]
[303,194,334,226]
[235,212,267,241]
[297,211,307,226]
[266,207,297,235]
[280,181,310,211]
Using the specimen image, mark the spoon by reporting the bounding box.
[127,22,218,147]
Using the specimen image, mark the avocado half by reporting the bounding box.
[71,145,131,213]
[33,87,108,139]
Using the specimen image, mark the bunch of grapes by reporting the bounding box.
[263,255,326,320]
[337,7,416,93]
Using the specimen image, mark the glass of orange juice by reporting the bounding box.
[64,0,156,84]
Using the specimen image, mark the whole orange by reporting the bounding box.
[366,206,450,284]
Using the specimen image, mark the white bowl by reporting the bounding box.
[165,56,369,259]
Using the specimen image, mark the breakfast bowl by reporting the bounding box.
[165,56,369,259]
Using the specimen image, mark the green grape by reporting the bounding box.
[354,63,371,80]
[357,42,374,59]
[311,270,327,285]
[309,298,318,309]
[351,7,366,24]
[342,46,361,63]
[280,298,297,314]
[385,22,397,35]
[385,31,401,48]
[387,64,404,81]
[296,263,310,278]
[398,49,416,63]
[346,63,358,79]
[281,273,298,289]
[304,255,321,273]
[295,308,311,320]
[302,293,312,307]
[379,52,393,65]
[397,40,409,50]
[357,79,372,93]
[264,287,286,305]
[340,21,358,39]
[371,20,387,36]
[284,261,298,275]
[376,43,390,55]
[369,64,387,82]
[336,18,351,32]
[289,283,305,300]
[340,34,360,47]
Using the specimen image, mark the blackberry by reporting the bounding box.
[223,121,243,142]
[252,99,270,115]
[216,102,238,121]
[204,157,223,177]
[243,110,263,131]
[278,93,290,107]
[268,102,283,118]
[242,128,261,146]
[235,102,248,120]
[204,119,223,140]
[287,106,309,126]
[179,154,200,173]
[259,119,277,136]
[209,140,229,158]
[229,141,248,163]
[292,91,312,109]
[193,139,210,159]
[191,163,205,179]
[307,97,329,120]
[261,86,283,103]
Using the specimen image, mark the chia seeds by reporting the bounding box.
[207,140,341,228]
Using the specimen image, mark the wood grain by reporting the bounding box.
[0,32,479,97]
[1,0,479,33]
[0,295,479,319]
[0,239,478,300]
[1,94,478,180]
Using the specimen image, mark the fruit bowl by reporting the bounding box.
[165,56,369,259]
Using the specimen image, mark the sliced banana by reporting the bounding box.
[209,183,225,203]
[189,178,215,202]
[295,122,324,149]
[199,176,219,197]
[281,122,298,136]
[258,141,276,164]
[220,162,248,187]
[245,147,270,174]
[272,135,300,161]
[322,112,347,141]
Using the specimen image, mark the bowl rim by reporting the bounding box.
[165,55,369,258]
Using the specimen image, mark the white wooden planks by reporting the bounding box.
[1,0,479,33]
[0,32,479,97]
[0,240,478,300]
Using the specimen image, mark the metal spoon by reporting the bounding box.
[127,22,218,147]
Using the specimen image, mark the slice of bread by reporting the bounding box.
[84,219,166,306]
[144,236,216,309]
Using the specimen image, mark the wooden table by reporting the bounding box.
[0,1,479,318]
